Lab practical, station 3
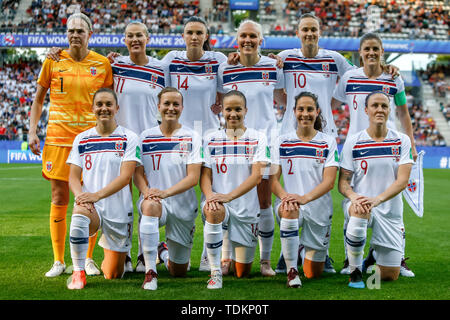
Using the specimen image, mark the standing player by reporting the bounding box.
[277,13,355,137]
[161,16,227,136]
[273,13,398,274]
[338,91,413,288]
[160,16,227,272]
[110,22,169,273]
[217,19,285,277]
[47,22,170,273]
[28,13,113,277]
[133,87,203,290]
[201,90,271,289]
[66,88,141,289]
[331,32,417,276]
[270,92,339,287]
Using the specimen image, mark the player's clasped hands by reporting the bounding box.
[143,187,168,202]
[280,193,306,212]
[349,194,372,216]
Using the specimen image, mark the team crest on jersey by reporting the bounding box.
[392,145,400,161]
[179,141,188,156]
[151,74,158,88]
[322,63,329,72]
[407,179,417,192]
[90,67,97,76]
[245,146,254,159]
[46,161,52,172]
[262,71,270,86]
[382,85,390,95]
[316,149,325,164]
[115,141,124,157]
[205,64,214,79]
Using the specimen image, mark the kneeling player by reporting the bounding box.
[338,91,413,288]
[200,90,270,289]
[66,88,141,289]
[134,87,203,290]
[270,92,339,288]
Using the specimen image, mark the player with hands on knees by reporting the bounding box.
[270,92,339,288]
[66,88,141,289]
[201,90,271,289]
[338,91,413,289]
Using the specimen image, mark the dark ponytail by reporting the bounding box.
[184,16,211,51]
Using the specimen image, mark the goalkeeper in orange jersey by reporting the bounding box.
[28,12,113,277]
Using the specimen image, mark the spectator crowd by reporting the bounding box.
[0,0,447,41]
[0,58,48,141]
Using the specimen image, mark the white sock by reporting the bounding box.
[200,215,208,260]
[140,215,159,273]
[69,214,90,272]
[401,225,406,260]
[205,221,223,272]
[222,224,232,260]
[345,216,368,273]
[343,217,349,260]
[258,207,275,261]
[280,218,299,272]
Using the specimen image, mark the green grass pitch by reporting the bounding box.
[1,164,449,300]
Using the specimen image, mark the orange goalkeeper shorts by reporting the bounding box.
[42,144,72,182]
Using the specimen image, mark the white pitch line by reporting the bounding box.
[0,177,43,181]
[0,166,41,170]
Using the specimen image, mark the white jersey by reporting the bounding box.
[217,56,284,145]
[140,125,203,221]
[203,128,271,223]
[161,50,227,136]
[67,125,142,223]
[272,131,339,226]
[111,55,169,134]
[340,129,414,223]
[332,67,406,137]
[278,48,355,136]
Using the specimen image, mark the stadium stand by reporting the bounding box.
[0,58,48,141]
[0,0,448,145]
[269,0,449,40]
[1,0,447,40]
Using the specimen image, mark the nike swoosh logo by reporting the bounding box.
[149,145,157,150]
[285,150,294,154]
[353,86,360,90]
[85,145,94,150]
[177,66,185,71]
[360,150,369,155]
[117,70,126,74]
[59,69,68,72]
[231,75,239,80]
[54,219,65,223]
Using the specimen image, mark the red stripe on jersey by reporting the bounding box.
[280,142,329,149]
[353,141,401,149]
[79,137,127,144]
[285,57,336,63]
[172,59,219,66]
[223,67,277,74]
[113,63,165,76]
[142,137,192,143]
[208,141,258,146]
[348,79,396,87]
